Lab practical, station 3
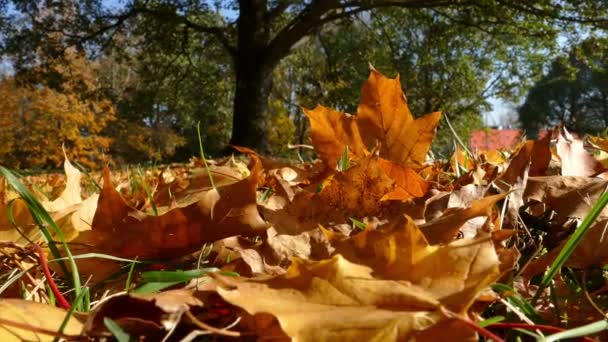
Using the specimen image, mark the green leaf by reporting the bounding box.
[141,268,219,283]
[104,317,131,342]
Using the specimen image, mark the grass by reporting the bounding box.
[0,166,84,310]
[137,165,158,216]
[532,189,608,304]
[196,121,216,191]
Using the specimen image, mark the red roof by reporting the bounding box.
[470,129,521,151]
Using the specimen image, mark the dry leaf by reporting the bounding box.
[556,127,604,177]
[305,68,440,170]
[212,255,466,341]
[0,299,83,341]
[420,193,507,244]
[66,158,268,280]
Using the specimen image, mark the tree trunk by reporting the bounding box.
[228,0,273,154]
[230,60,274,153]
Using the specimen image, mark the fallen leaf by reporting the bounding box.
[330,216,503,312]
[305,68,440,169]
[84,289,202,338]
[66,158,268,280]
[0,299,82,341]
[523,176,608,223]
[211,255,472,341]
[41,149,82,212]
[556,127,604,177]
[420,193,507,244]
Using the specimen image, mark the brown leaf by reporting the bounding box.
[84,289,202,338]
[213,255,453,341]
[330,216,502,312]
[41,149,82,212]
[420,193,507,244]
[68,159,268,280]
[524,217,608,275]
[556,127,604,177]
[524,176,608,223]
[499,132,551,187]
[377,158,428,201]
[0,299,83,341]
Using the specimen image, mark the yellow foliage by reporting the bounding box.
[0,49,115,169]
[267,99,296,156]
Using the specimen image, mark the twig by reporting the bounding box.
[184,310,241,337]
[582,271,607,318]
[31,244,70,310]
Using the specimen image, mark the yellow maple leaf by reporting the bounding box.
[305,67,441,169]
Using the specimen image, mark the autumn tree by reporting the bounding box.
[0,48,115,169]
[2,1,607,153]
[519,37,608,136]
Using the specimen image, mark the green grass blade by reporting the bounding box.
[0,166,82,306]
[137,165,158,216]
[196,121,216,191]
[444,113,474,158]
[125,257,138,293]
[104,317,131,342]
[492,283,542,322]
[49,253,144,263]
[141,268,219,282]
[349,217,366,230]
[533,189,608,303]
[478,316,505,328]
[53,287,89,342]
[133,281,184,294]
[338,145,350,171]
[259,187,273,203]
[72,161,102,192]
[544,319,608,342]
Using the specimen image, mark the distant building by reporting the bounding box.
[470,127,521,150]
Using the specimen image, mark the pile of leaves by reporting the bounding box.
[2,69,608,341]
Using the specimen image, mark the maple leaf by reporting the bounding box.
[210,255,477,341]
[420,193,507,244]
[499,131,551,187]
[40,148,82,212]
[305,68,441,169]
[84,289,203,338]
[0,299,82,341]
[65,157,268,280]
[328,215,503,312]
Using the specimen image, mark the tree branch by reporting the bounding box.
[265,0,458,67]
[136,7,237,59]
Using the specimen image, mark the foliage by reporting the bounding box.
[2,0,606,152]
[0,48,115,169]
[519,37,608,135]
[271,8,546,156]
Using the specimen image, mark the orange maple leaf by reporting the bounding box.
[305,67,441,169]
[305,68,438,201]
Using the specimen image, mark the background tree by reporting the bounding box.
[2,0,607,153]
[270,8,548,155]
[0,48,115,168]
[519,37,608,136]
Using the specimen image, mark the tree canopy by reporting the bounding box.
[519,37,608,136]
[1,1,608,165]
